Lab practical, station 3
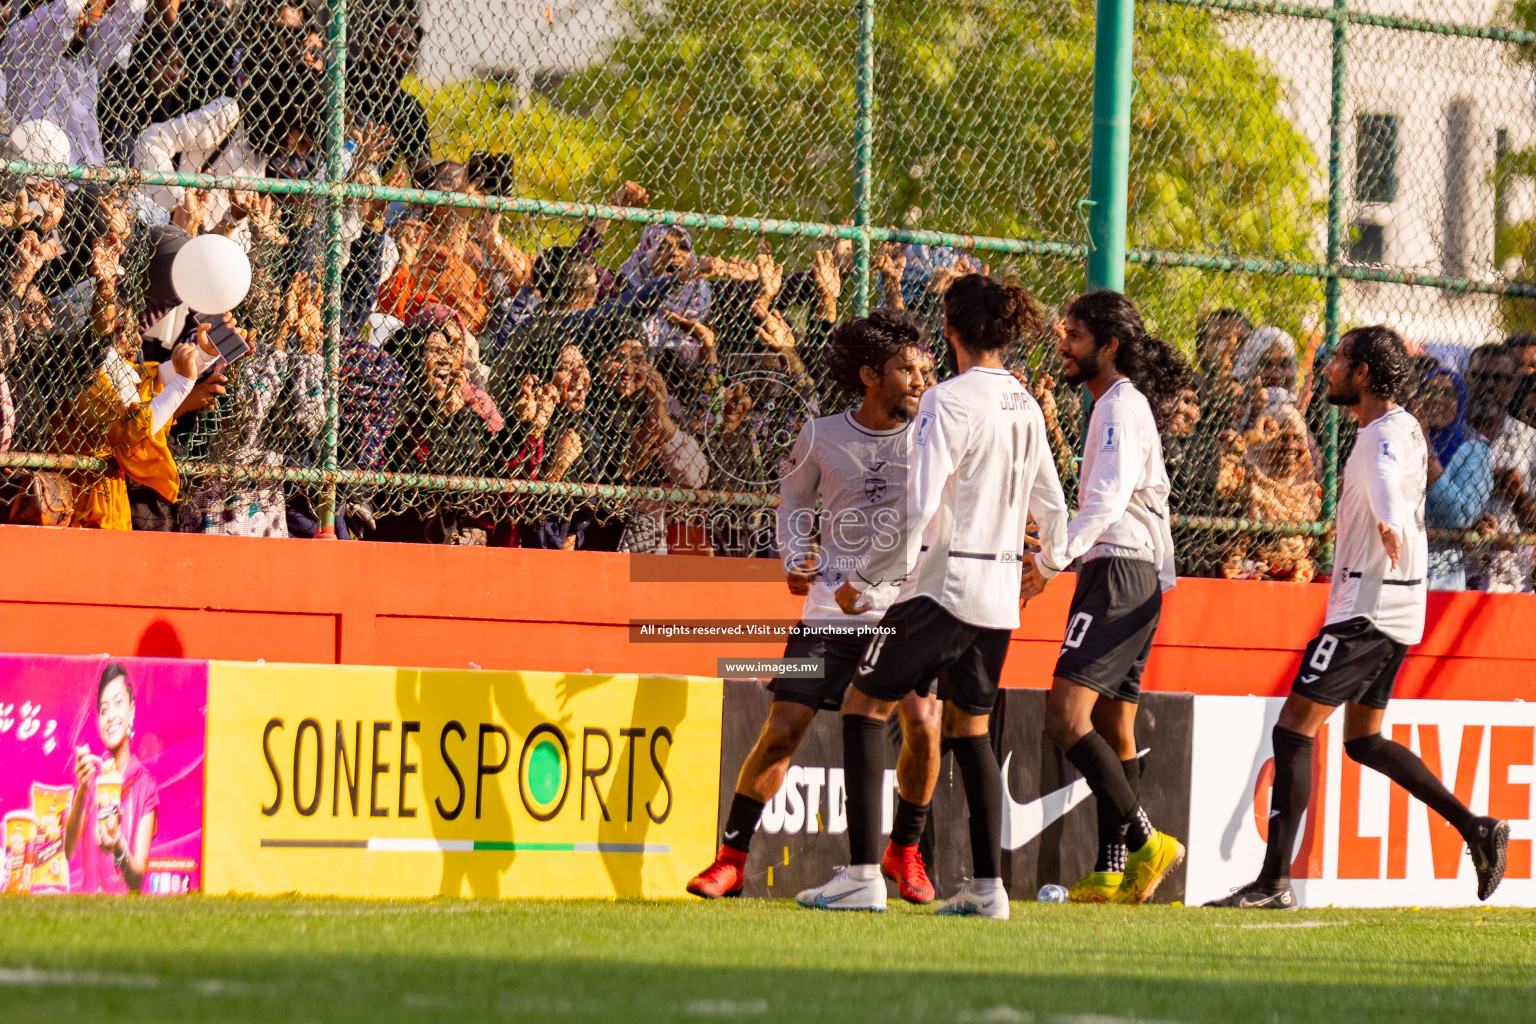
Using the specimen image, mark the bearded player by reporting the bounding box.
[687,309,943,903]
[1206,326,1509,909]
[1020,290,1191,905]
[795,274,1071,917]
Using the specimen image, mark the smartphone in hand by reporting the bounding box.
[188,313,250,379]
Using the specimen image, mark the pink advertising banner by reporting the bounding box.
[1,654,206,896]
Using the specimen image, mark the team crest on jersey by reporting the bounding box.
[1380,440,1396,461]
[864,476,887,503]
[1102,422,1121,452]
[916,411,935,446]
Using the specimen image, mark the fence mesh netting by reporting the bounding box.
[1,0,1535,587]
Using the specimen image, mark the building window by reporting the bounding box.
[1350,222,1385,264]
[1356,113,1399,204]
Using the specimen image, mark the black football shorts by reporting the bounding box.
[851,597,1011,715]
[1052,557,1162,703]
[1290,616,1408,710]
[768,624,935,711]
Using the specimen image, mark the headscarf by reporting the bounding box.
[617,224,711,354]
[1245,403,1320,524]
[405,304,503,432]
[1232,326,1299,387]
[1232,326,1300,430]
[1420,367,1471,467]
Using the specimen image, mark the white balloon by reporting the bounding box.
[7,119,70,165]
[171,233,252,314]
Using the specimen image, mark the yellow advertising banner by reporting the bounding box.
[204,663,723,898]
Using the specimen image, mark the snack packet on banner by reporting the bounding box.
[2,810,38,894]
[29,783,73,893]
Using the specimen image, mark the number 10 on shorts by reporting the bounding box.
[1062,612,1094,650]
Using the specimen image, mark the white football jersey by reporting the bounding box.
[888,366,1070,630]
[1037,376,1177,591]
[777,412,914,624]
[1328,406,1429,645]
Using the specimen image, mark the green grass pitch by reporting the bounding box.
[1,897,1532,1023]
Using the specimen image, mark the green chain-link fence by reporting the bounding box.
[1,0,1535,587]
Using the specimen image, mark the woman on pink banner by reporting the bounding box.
[64,664,159,893]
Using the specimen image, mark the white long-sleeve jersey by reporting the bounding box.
[777,412,914,624]
[1037,377,1177,591]
[1328,406,1429,645]
[883,366,1070,630]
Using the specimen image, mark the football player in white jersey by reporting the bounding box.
[795,274,1071,918]
[1020,290,1191,905]
[1207,326,1510,909]
[687,310,944,902]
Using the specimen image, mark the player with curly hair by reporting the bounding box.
[1206,325,1510,909]
[687,309,944,903]
[1020,289,1192,905]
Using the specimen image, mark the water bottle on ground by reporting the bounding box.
[1037,883,1068,903]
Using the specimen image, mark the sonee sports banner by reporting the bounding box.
[203,664,723,898]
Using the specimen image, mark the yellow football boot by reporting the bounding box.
[1067,871,1123,903]
[1111,830,1186,905]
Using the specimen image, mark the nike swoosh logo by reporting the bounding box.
[1000,748,1150,851]
[869,460,887,471]
[724,830,740,840]
[1300,674,1319,685]
[815,887,863,906]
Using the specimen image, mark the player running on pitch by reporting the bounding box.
[1206,325,1510,909]
[795,274,1071,918]
[1020,290,1191,905]
[687,310,944,903]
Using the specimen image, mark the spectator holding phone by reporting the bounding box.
[62,231,225,529]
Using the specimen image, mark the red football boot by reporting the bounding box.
[881,842,935,904]
[686,845,748,899]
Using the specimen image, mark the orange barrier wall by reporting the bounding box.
[0,524,1530,700]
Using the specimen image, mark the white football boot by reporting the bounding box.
[794,867,887,912]
[933,879,1010,919]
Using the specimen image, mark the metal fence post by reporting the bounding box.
[1086,0,1135,292]
[852,0,874,316]
[317,0,349,538]
[1321,0,1348,555]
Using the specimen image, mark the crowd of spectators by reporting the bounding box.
[0,0,1530,589]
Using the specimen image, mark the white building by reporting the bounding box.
[1226,0,1536,358]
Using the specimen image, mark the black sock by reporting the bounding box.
[1261,726,1313,886]
[890,796,929,848]
[1094,757,1141,873]
[842,715,887,866]
[1066,733,1141,844]
[950,734,1003,880]
[722,793,764,854]
[1345,733,1479,838]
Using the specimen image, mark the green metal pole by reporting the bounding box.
[318,0,348,537]
[1086,0,1135,292]
[1321,0,1347,562]
[852,0,874,316]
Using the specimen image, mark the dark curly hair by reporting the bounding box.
[1066,290,1191,430]
[825,308,927,395]
[943,274,1042,354]
[1339,325,1414,404]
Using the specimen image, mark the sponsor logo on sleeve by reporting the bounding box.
[1102,422,1120,452]
[915,411,935,446]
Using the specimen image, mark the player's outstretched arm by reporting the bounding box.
[1367,432,1413,572]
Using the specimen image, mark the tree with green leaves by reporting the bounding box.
[411,0,1322,351]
